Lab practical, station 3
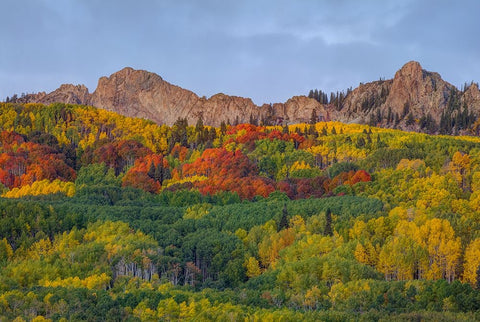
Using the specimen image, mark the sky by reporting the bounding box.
[1,0,479,105]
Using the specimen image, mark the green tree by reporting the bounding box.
[278,204,289,232]
[324,208,333,236]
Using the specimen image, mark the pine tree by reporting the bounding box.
[220,121,227,135]
[324,208,333,236]
[321,127,328,136]
[476,264,480,289]
[406,112,415,126]
[394,113,400,126]
[195,116,204,133]
[155,163,164,184]
[402,103,410,118]
[278,204,289,232]
[147,162,156,179]
[356,136,366,148]
[310,109,318,124]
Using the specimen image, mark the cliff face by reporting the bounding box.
[12,61,480,131]
[462,83,480,109]
[89,67,200,125]
[384,61,454,120]
[88,68,325,126]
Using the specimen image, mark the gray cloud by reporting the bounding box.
[1,0,478,105]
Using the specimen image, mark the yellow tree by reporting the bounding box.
[417,218,461,282]
[354,241,378,267]
[463,238,480,287]
[448,151,471,192]
[378,234,427,281]
[245,256,261,278]
[0,238,13,262]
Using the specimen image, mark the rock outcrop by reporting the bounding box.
[89,67,200,125]
[9,61,480,132]
[462,82,480,109]
[384,61,454,121]
[88,68,326,126]
[17,84,90,106]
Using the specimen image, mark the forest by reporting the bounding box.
[1,102,480,321]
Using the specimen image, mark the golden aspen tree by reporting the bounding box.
[245,257,261,278]
[417,218,461,282]
[0,238,13,262]
[463,238,480,286]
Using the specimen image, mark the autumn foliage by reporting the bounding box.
[0,131,75,188]
[122,154,169,193]
[183,148,275,199]
[2,103,480,320]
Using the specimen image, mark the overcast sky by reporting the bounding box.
[1,0,479,105]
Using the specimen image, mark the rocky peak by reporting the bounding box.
[460,82,480,119]
[51,84,90,105]
[385,61,453,118]
[390,61,424,102]
[394,61,424,79]
[14,84,90,105]
[87,68,323,126]
[90,68,199,125]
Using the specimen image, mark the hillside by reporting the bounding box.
[1,102,480,320]
[8,62,480,134]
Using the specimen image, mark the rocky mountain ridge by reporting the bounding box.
[8,62,480,132]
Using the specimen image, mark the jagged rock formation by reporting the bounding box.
[9,61,480,133]
[88,68,330,126]
[14,67,327,127]
[462,82,480,109]
[17,84,90,106]
[338,61,455,123]
[90,67,201,125]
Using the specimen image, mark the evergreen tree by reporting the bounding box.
[376,109,382,124]
[310,109,317,125]
[155,163,165,184]
[195,116,204,133]
[324,208,333,236]
[249,113,258,126]
[220,121,227,135]
[402,102,410,118]
[476,264,480,290]
[321,127,328,136]
[406,112,415,126]
[147,162,156,180]
[356,136,366,148]
[278,204,289,232]
[394,113,400,126]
